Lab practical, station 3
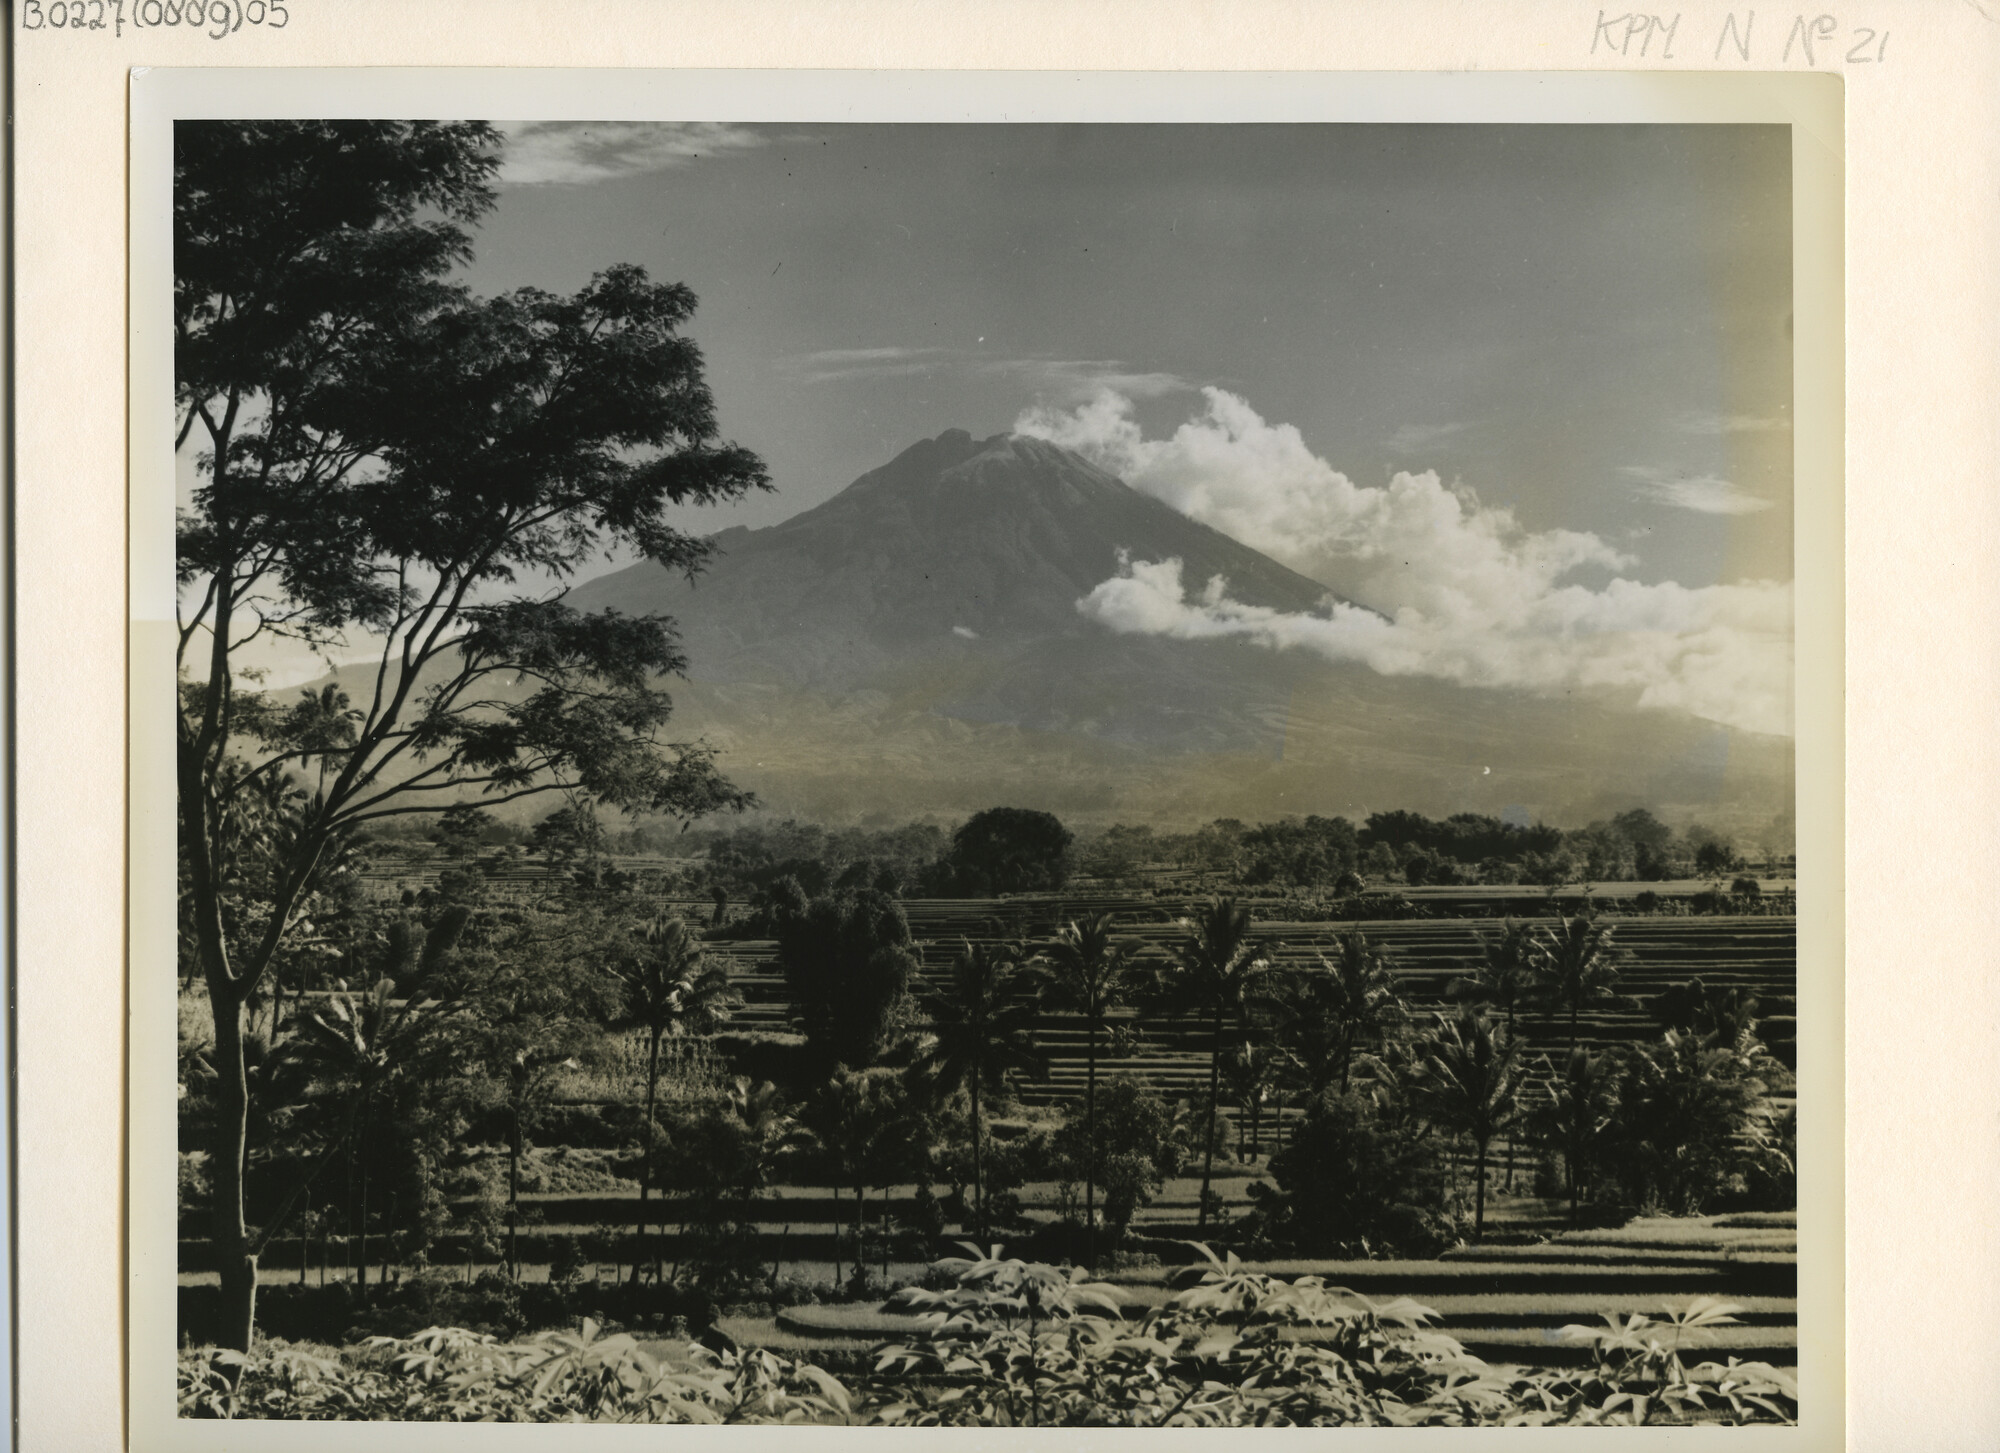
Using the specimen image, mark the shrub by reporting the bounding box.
[179,1320,852,1422]
[1247,1091,1452,1257]
[179,1249,1798,1426]
[179,1272,717,1347]
[862,1244,1796,1427]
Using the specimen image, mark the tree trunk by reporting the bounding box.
[1199,1003,1222,1230]
[831,1181,842,1289]
[970,1065,985,1241]
[507,1113,521,1280]
[184,696,336,1350]
[1084,1018,1098,1269]
[638,1028,662,1282]
[358,1163,371,1292]
[205,974,260,1352]
[853,1180,867,1293]
[1473,1135,1488,1242]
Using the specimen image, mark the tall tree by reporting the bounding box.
[284,959,464,1287]
[175,120,765,1350]
[774,888,920,1074]
[1533,914,1630,1054]
[915,941,1044,1239]
[1447,921,1539,1033]
[1154,898,1271,1229]
[1029,913,1147,1266]
[940,807,1074,895]
[1445,921,1537,1188]
[1530,1046,1622,1226]
[797,1068,917,1291]
[1407,1009,1527,1241]
[609,913,739,1280]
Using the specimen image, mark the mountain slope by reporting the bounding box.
[571,429,1342,691]
[555,429,1789,829]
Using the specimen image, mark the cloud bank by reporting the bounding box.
[1017,389,1792,737]
[497,122,769,186]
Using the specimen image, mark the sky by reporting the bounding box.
[472,122,1793,590]
[196,121,1796,735]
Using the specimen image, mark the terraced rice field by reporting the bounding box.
[198,883,1796,1366]
[699,1206,1798,1374]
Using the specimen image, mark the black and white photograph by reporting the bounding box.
[150,77,1838,1430]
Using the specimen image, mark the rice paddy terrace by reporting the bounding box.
[712,888,1798,1109]
[191,871,1799,1366]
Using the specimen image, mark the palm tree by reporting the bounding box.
[1029,912,1147,1265]
[1533,913,1629,1055]
[1319,932,1407,1094]
[1447,922,1537,1186]
[287,975,459,1287]
[609,913,740,1276]
[798,1067,915,1290]
[914,940,1044,1239]
[1530,1045,1622,1226]
[1407,1008,1527,1241]
[1448,921,1539,1032]
[1259,932,1405,1140]
[1154,898,1271,1229]
[492,1037,585,1279]
[1220,1043,1278,1159]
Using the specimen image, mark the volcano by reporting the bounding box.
[565,430,1792,829]
[571,429,1339,691]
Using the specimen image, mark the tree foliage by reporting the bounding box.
[176,119,765,1351]
[773,890,919,1074]
[935,807,1074,895]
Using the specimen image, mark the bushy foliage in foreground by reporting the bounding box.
[183,1244,1796,1426]
[180,1322,849,1423]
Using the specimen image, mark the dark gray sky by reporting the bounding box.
[473,122,1793,592]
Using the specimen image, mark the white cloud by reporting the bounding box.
[952,625,979,639]
[497,122,770,186]
[1622,466,1775,516]
[1020,388,1793,737]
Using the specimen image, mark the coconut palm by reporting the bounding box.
[1320,932,1407,1094]
[1153,898,1272,1229]
[1533,913,1629,1055]
[1446,922,1538,1186]
[1259,932,1405,1126]
[914,940,1044,1239]
[1530,1045,1622,1226]
[286,974,460,1287]
[1220,1042,1279,1159]
[1448,921,1539,1032]
[609,913,741,1275]
[797,1067,915,1291]
[1029,912,1148,1265]
[491,1036,586,1278]
[1609,1028,1769,1215]
[1407,1008,1527,1241]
